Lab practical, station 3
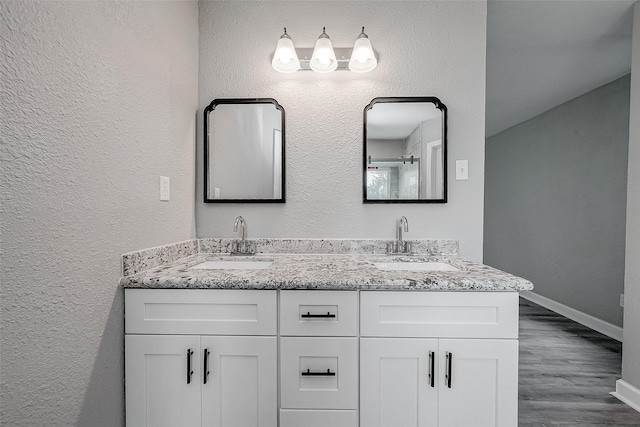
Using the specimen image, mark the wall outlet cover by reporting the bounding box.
[456,160,469,180]
[160,176,170,201]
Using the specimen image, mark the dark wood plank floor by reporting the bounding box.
[519,298,640,426]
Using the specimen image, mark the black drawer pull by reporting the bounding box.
[301,311,336,318]
[301,368,336,376]
[203,349,210,384]
[445,352,453,388]
[428,351,435,388]
[186,349,194,384]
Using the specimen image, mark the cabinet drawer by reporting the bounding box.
[280,337,358,409]
[360,291,518,339]
[125,289,277,335]
[280,291,358,337]
[280,410,357,427]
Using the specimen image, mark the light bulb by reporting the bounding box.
[348,27,377,73]
[355,48,369,63]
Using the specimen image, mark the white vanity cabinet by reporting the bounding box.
[360,291,519,427]
[124,289,278,427]
[125,288,520,427]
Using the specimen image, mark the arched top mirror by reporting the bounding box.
[363,97,447,203]
[204,98,285,203]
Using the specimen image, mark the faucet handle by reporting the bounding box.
[404,241,412,254]
[230,240,256,255]
[386,242,394,255]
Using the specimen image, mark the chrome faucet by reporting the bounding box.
[233,216,247,241]
[231,216,254,255]
[398,216,409,247]
[387,216,412,255]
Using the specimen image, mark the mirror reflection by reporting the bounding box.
[204,98,285,203]
[364,97,447,203]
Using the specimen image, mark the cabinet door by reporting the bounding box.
[361,338,438,427]
[201,336,277,427]
[125,335,201,427]
[438,339,518,427]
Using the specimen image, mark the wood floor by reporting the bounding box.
[519,298,640,426]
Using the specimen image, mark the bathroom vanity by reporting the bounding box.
[121,239,532,427]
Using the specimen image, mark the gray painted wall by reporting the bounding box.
[0,2,198,425]
[196,1,488,262]
[484,75,630,327]
[622,0,640,391]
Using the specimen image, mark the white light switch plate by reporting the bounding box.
[160,176,170,201]
[456,160,469,180]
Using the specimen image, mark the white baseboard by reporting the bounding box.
[520,291,623,342]
[611,379,640,413]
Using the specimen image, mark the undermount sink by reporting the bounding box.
[373,262,460,272]
[191,260,273,270]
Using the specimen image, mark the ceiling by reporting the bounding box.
[485,0,634,137]
[367,102,441,140]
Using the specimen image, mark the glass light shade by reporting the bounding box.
[272,34,300,73]
[348,34,377,73]
[310,32,338,73]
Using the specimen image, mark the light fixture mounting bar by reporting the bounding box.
[296,47,353,71]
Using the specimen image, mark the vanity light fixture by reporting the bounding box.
[271,27,377,73]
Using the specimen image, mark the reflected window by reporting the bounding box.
[367,167,391,199]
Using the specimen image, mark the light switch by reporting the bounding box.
[456,160,469,180]
[160,176,170,201]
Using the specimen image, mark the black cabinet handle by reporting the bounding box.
[429,351,435,388]
[186,349,194,384]
[301,311,336,319]
[301,368,336,376]
[203,349,210,384]
[445,352,452,388]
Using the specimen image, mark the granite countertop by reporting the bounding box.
[121,250,533,292]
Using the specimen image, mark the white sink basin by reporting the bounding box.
[374,262,460,272]
[191,260,273,270]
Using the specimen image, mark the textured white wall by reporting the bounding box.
[0,2,198,425]
[622,1,640,389]
[197,1,487,261]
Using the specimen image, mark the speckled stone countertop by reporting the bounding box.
[121,240,533,291]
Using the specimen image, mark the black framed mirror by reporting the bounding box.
[204,98,285,203]
[363,97,447,203]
